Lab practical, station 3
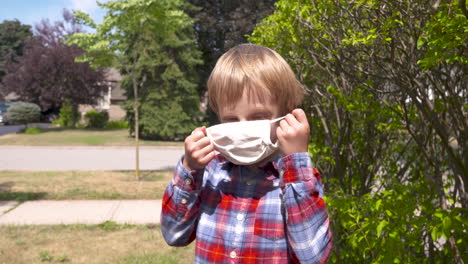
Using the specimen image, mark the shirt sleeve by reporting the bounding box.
[277,152,333,264]
[160,156,204,247]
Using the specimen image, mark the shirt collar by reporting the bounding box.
[216,154,282,171]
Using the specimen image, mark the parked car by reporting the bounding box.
[40,107,59,123]
[0,102,14,125]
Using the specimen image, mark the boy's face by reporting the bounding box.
[218,90,281,123]
[217,90,282,167]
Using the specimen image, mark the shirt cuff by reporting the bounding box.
[173,157,204,191]
[277,152,318,184]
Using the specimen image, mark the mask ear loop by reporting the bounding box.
[270,116,286,124]
[268,116,286,146]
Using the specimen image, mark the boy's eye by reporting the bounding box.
[250,113,271,121]
[222,117,239,123]
[253,115,266,120]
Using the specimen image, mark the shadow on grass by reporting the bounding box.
[0,191,48,201]
[61,188,122,199]
[0,181,47,201]
[113,170,175,181]
[31,127,128,133]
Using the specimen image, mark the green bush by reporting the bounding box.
[6,102,41,126]
[54,99,79,127]
[51,119,62,127]
[84,110,108,128]
[106,120,128,129]
[75,122,86,128]
[23,127,43,134]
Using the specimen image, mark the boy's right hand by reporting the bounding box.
[182,126,215,171]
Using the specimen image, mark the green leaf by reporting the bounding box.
[443,216,452,234]
[431,226,442,241]
[377,220,388,237]
[375,199,382,210]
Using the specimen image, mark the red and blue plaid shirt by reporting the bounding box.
[161,152,332,263]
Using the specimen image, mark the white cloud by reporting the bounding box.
[67,0,109,25]
[69,0,99,13]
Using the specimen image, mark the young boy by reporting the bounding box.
[161,44,332,263]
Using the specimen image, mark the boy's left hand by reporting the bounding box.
[276,108,310,156]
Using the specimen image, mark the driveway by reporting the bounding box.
[0,146,183,171]
[0,123,51,136]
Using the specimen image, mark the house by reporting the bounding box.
[79,68,127,121]
[2,67,127,122]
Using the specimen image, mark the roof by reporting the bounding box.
[105,68,123,82]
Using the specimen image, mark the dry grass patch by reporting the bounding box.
[0,128,183,147]
[0,170,173,201]
[0,224,194,264]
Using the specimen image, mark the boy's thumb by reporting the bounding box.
[192,126,207,135]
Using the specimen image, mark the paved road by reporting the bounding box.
[0,123,52,136]
[0,146,183,171]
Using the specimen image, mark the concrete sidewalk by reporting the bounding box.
[0,146,183,171]
[0,200,162,225]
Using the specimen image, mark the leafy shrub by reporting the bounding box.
[84,110,108,128]
[107,120,128,129]
[75,122,86,128]
[54,99,79,127]
[24,127,43,134]
[6,102,41,126]
[51,119,61,127]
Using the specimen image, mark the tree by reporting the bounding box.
[0,19,32,84]
[7,102,41,127]
[2,10,107,126]
[251,0,466,262]
[186,0,277,123]
[67,0,203,179]
[0,20,33,100]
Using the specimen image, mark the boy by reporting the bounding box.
[161,44,332,263]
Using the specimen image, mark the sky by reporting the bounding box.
[0,0,107,29]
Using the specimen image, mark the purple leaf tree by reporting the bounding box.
[2,9,107,114]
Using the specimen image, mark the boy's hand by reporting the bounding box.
[277,109,310,156]
[183,126,215,171]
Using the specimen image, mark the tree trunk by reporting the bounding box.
[132,73,140,181]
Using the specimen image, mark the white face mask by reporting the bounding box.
[206,117,284,165]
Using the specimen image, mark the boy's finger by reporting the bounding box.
[276,126,284,139]
[292,109,308,124]
[197,141,215,158]
[190,128,206,141]
[277,123,289,138]
[196,137,212,148]
[279,119,289,131]
[284,113,301,128]
[191,126,205,135]
[199,150,216,165]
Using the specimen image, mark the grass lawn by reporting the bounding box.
[0,128,184,147]
[0,170,173,201]
[0,223,194,263]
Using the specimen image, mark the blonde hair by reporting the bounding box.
[207,43,304,115]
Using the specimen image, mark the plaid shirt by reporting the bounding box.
[161,152,332,263]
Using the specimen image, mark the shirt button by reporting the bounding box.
[184,178,192,185]
[230,251,237,259]
[237,214,244,221]
[181,198,188,205]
